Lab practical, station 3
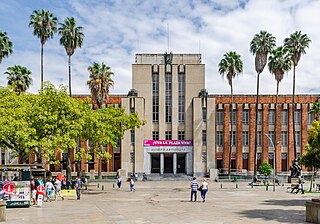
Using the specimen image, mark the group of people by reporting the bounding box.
[190,177,208,202]
[115,176,135,192]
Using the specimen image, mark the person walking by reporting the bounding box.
[190,177,198,202]
[201,178,209,202]
[75,176,81,199]
[117,176,122,189]
[54,178,64,201]
[130,178,135,192]
[30,176,37,205]
[296,176,305,194]
[45,179,55,202]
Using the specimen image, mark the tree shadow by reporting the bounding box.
[262,199,308,207]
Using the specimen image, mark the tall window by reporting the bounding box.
[268,110,275,125]
[178,74,185,122]
[202,108,207,123]
[308,112,314,125]
[268,131,275,147]
[165,73,172,123]
[178,131,184,140]
[217,110,224,124]
[165,131,172,140]
[257,131,262,146]
[257,110,262,125]
[217,131,223,146]
[295,131,301,146]
[130,130,135,146]
[294,110,301,124]
[230,110,236,125]
[152,131,159,140]
[281,131,288,147]
[202,130,207,145]
[229,131,236,146]
[152,74,159,123]
[242,109,249,125]
[282,110,288,124]
[242,131,249,146]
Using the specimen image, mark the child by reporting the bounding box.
[130,178,135,192]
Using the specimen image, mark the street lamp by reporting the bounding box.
[264,133,276,192]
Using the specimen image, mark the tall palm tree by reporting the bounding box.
[268,46,292,174]
[58,17,84,97]
[5,65,32,94]
[87,62,114,109]
[0,31,13,64]
[218,51,243,178]
[29,9,57,90]
[284,31,311,159]
[250,30,276,180]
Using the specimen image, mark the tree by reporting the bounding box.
[87,62,114,109]
[218,51,243,178]
[250,30,276,179]
[284,31,311,159]
[258,161,272,184]
[268,46,292,174]
[58,17,84,96]
[5,65,32,93]
[310,100,320,121]
[29,9,57,89]
[0,31,13,64]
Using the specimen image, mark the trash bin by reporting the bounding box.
[0,201,6,222]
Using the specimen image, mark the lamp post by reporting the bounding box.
[264,133,276,191]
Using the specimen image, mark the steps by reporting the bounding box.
[147,173,192,181]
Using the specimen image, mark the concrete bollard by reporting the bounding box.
[266,184,269,191]
[236,184,238,189]
[220,184,222,189]
[113,183,115,188]
[98,183,100,188]
[102,185,104,191]
[0,201,6,222]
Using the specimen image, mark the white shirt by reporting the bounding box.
[202,181,208,190]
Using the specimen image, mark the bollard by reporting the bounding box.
[98,183,100,188]
[220,184,222,189]
[0,201,6,222]
[266,184,269,191]
[236,184,238,189]
[102,185,104,191]
[113,183,115,189]
[313,183,315,188]
[251,183,253,188]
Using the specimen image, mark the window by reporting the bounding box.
[229,131,236,146]
[202,108,207,123]
[257,110,262,125]
[152,74,159,123]
[242,131,249,146]
[152,131,159,140]
[295,131,301,146]
[130,130,135,146]
[217,131,223,146]
[257,131,262,147]
[165,131,172,140]
[281,131,288,147]
[282,110,288,124]
[178,131,184,140]
[308,112,314,125]
[178,74,185,122]
[242,109,249,125]
[268,131,275,147]
[294,110,301,124]
[165,73,172,123]
[217,110,224,124]
[202,130,207,145]
[268,110,275,125]
[230,110,236,125]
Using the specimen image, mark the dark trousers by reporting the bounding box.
[201,189,208,200]
[191,190,197,202]
[76,188,81,199]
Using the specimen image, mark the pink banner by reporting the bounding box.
[144,140,193,147]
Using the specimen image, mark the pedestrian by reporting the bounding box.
[130,178,135,192]
[30,176,37,205]
[45,178,55,202]
[75,176,81,199]
[296,176,305,194]
[54,178,64,201]
[117,176,122,189]
[190,177,198,202]
[201,178,209,202]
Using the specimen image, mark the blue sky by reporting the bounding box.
[0,0,320,95]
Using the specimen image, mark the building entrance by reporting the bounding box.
[177,154,186,173]
[164,154,173,173]
[151,154,160,173]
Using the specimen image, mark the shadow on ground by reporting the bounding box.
[262,199,308,207]
[238,209,305,223]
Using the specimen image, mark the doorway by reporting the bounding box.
[177,154,186,173]
[164,154,173,173]
[151,154,160,173]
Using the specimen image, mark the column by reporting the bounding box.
[160,153,164,175]
[173,153,177,174]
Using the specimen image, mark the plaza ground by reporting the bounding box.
[5,180,318,223]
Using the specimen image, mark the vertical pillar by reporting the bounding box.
[249,104,256,172]
[262,104,269,162]
[275,103,282,173]
[301,104,308,157]
[223,104,230,172]
[160,153,164,175]
[236,104,243,171]
[173,153,177,174]
[288,104,294,167]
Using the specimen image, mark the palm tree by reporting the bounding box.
[5,65,32,94]
[268,46,292,174]
[58,17,84,97]
[0,31,13,64]
[87,62,114,109]
[218,51,243,178]
[250,31,276,180]
[284,31,311,159]
[29,9,57,90]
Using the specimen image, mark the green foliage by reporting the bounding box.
[258,161,272,177]
[268,46,292,83]
[5,65,32,93]
[0,31,13,64]
[218,51,243,87]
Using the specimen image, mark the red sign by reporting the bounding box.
[37,185,45,193]
[3,182,16,194]
[144,140,193,147]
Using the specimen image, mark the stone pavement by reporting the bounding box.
[5,180,317,223]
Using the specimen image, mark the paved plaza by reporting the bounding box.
[4,180,317,223]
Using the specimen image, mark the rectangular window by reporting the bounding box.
[257,131,262,147]
[165,73,172,123]
[230,110,236,125]
[257,110,262,125]
[295,131,301,146]
[282,110,288,124]
[217,131,223,146]
[165,131,172,140]
[202,108,207,123]
[242,109,249,125]
[229,131,236,146]
[242,131,249,146]
[202,130,207,145]
[268,131,275,147]
[178,74,185,122]
[308,112,314,125]
[178,131,184,140]
[281,131,288,147]
[268,110,275,125]
[217,110,224,124]
[152,74,159,123]
[294,110,301,124]
[130,130,135,146]
[152,131,159,140]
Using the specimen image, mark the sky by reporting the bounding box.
[0,0,319,96]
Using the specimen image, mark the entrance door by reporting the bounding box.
[151,154,160,173]
[164,154,173,173]
[177,154,186,173]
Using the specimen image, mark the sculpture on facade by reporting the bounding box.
[290,158,302,177]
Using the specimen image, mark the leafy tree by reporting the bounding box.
[5,65,32,93]
[250,30,276,179]
[58,17,84,96]
[310,100,320,121]
[268,46,292,174]
[29,9,57,89]
[284,31,311,159]
[258,161,272,183]
[218,51,243,178]
[0,31,13,64]
[87,62,114,109]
